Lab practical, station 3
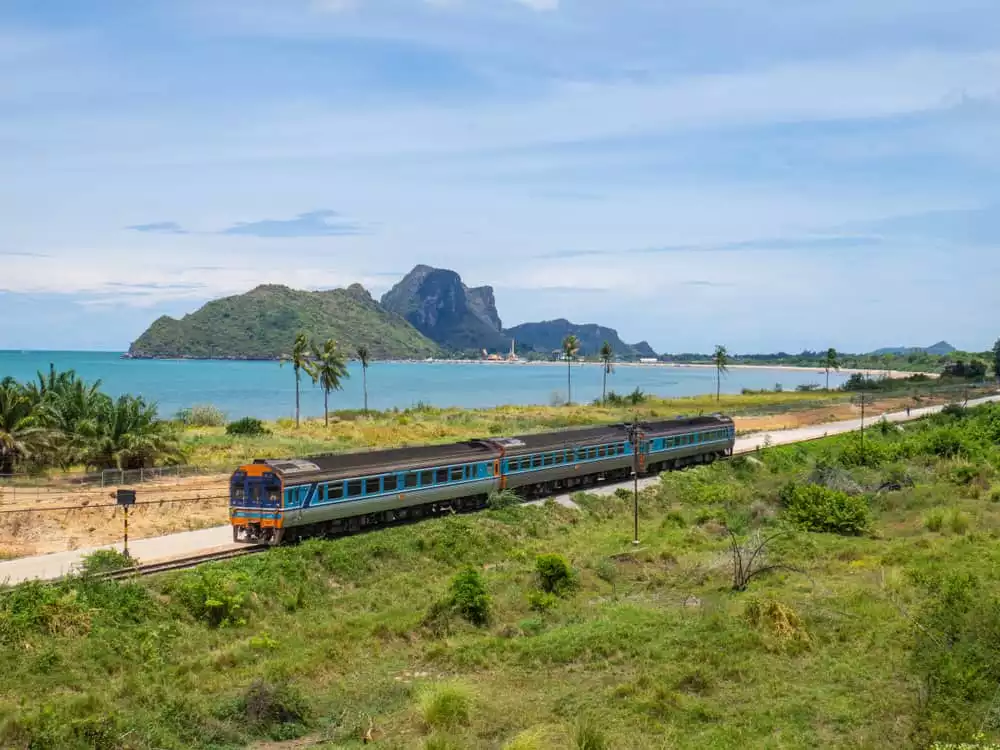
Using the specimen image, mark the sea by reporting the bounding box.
[0,351,850,421]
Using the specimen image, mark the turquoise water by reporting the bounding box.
[0,351,850,421]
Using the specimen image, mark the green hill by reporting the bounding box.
[127,283,440,360]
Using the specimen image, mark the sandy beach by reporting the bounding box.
[412,357,937,380]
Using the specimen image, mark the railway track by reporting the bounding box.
[95,545,268,581]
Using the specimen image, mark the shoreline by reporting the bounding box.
[114,352,938,379]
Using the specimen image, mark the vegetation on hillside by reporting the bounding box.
[5,405,1000,747]
[0,367,181,475]
[127,283,440,360]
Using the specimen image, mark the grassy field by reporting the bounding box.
[3,403,1000,749]
[179,390,857,468]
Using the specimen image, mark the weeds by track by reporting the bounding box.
[96,545,268,580]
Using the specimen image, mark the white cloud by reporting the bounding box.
[514,0,559,10]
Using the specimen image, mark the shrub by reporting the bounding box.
[504,727,549,750]
[527,590,559,613]
[79,548,134,576]
[909,571,1000,742]
[226,417,270,437]
[488,489,520,510]
[924,508,945,532]
[449,568,492,626]
[168,568,249,627]
[235,678,310,735]
[417,683,471,730]
[779,482,870,535]
[947,508,971,535]
[535,554,578,597]
[175,404,226,427]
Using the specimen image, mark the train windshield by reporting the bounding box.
[230,470,281,507]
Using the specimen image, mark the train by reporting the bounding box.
[229,414,736,545]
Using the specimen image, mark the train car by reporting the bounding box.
[229,414,735,545]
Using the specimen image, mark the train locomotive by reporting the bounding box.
[229,413,736,545]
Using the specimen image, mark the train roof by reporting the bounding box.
[249,413,734,482]
[256,439,499,481]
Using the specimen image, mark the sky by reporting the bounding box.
[2,0,999,354]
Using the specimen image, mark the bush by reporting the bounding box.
[924,508,945,532]
[909,571,1000,743]
[79,549,134,576]
[175,404,226,427]
[449,568,492,626]
[488,489,520,509]
[417,683,471,730]
[535,554,578,597]
[947,509,971,535]
[527,590,559,613]
[168,568,249,627]
[779,483,870,535]
[226,417,270,437]
[235,678,310,736]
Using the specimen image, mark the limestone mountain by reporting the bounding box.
[380,265,507,353]
[505,319,656,359]
[127,283,440,360]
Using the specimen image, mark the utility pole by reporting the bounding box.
[115,488,136,558]
[627,417,643,546]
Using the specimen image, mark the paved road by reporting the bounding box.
[2,393,996,586]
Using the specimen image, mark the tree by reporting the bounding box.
[562,334,580,405]
[599,341,614,404]
[824,347,840,391]
[308,339,349,427]
[79,394,181,471]
[0,381,51,475]
[281,333,312,428]
[356,344,371,415]
[713,345,729,402]
[993,338,1000,382]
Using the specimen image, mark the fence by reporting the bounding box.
[0,464,234,506]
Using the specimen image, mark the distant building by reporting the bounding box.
[639,357,658,364]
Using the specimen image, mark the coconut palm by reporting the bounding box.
[79,394,181,470]
[824,347,840,391]
[713,345,729,402]
[0,381,52,475]
[308,339,350,426]
[599,341,614,404]
[356,344,371,415]
[280,333,312,428]
[562,334,581,405]
[43,376,112,468]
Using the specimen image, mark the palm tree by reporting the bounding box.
[824,347,840,390]
[280,333,312,428]
[0,381,52,475]
[308,339,350,426]
[356,345,371,415]
[713,345,729,402]
[599,341,614,404]
[80,394,181,470]
[43,375,111,468]
[562,334,580,405]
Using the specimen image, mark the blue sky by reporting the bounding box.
[2,0,999,354]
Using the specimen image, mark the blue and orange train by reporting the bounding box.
[229,414,736,544]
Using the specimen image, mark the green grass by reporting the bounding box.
[4,405,1000,748]
[180,389,852,467]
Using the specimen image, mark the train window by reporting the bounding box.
[421,470,434,486]
[330,482,344,500]
[436,468,449,484]
[554,452,564,465]
[542,454,552,467]
[384,474,398,492]
[232,486,245,501]
[347,480,362,497]
[450,466,464,481]
[405,472,418,489]
[365,477,381,495]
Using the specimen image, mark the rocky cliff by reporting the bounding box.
[380,265,507,353]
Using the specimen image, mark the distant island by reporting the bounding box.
[126,264,993,373]
[127,264,658,361]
